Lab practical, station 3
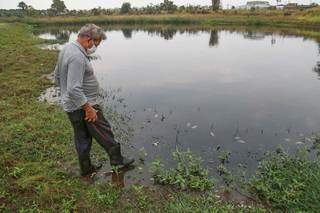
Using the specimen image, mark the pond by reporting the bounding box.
[35,26,320,187]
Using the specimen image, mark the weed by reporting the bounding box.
[151,147,214,191]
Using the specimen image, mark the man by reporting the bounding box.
[54,24,134,177]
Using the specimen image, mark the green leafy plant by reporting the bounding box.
[150,147,214,191]
[132,184,149,210]
[87,183,119,206]
[249,147,320,211]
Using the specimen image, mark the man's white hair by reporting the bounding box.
[78,23,107,40]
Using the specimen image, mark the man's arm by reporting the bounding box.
[67,55,97,122]
[53,64,60,86]
[67,55,88,108]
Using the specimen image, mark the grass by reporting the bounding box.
[0,22,266,212]
[248,147,320,211]
[1,22,320,212]
[1,7,320,28]
[151,148,215,191]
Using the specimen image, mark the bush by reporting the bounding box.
[150,148,214,191]
[249,147,320,211]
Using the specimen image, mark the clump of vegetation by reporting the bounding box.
[164,192,266,212]
[248,146,320,211]
[151,148,214,191]
[87,183,120,207]
[131,184,150,210]
[216,150,238,195]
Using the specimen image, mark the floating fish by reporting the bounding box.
[234,136,241,140]
[191,125,198,129]
[296,141,304,145]
[305,137,312,142]
[152,142,159,146]
[210,132,215,137]
[237,140,246,144]
[154,114,159,118]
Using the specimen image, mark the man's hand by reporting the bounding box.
[82,103,98,123]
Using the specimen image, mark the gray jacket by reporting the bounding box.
[54,41,99,112]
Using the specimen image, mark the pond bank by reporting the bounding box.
[1,7,320,29]
[1,23,320,212]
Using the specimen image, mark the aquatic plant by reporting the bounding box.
[150,147,214,191]
[248,147,320,211]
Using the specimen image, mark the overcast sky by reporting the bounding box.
[0,0,319,10]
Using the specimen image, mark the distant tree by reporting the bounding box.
[212,0,220,11]
[160,0,177,13]
[121,2,131,14]
[17,1,28,10]
[91,7,103,15]
[26,5,38,16]
[50,0,67,15]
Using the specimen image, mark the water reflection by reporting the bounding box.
[243,31,266,40]
[122,28,133,39]
[34,25,319,49]
[35,28,72,43]
[313,43,320,77]
[209,29,219,47]
[104,165,135,189]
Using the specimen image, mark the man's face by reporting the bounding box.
[86,38,101,49]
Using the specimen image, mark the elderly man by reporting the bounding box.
[54,24,134,177]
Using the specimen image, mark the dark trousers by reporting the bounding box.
[67,104,119,175]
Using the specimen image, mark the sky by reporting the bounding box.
[0,0,319,10]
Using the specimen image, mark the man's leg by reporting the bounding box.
[84,105,134,167]
[67,109,95,176]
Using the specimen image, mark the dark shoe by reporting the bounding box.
[114,156,135,167]
[109,144,135,167]
[80,162,103,177]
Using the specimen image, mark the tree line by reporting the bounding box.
[0,0,222,17]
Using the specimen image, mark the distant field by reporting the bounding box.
[1,7,320,28]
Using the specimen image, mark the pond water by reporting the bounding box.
[36,26,320,186]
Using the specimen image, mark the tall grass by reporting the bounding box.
[0,7,320,28]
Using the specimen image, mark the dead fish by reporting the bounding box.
[210,131,215,137]
[237,140,246,144]
[191,125,198,129]
[234,136,241,140]
[305,137,312,142]
[154,114,159,118]
[296,141,304,145]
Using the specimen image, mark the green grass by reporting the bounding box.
[248,147,320,211]
[2,22,320,212]
[151,148,214,191]
[1,7,320,28]
[0,22,266,212]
